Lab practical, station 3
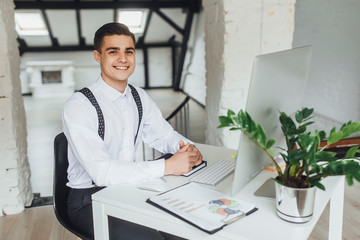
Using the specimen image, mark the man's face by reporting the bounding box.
[93,34,136,87]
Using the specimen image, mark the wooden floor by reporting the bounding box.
[0,205,76,240]
[1,89,359,239]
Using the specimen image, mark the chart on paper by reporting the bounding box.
[161,197,205,213]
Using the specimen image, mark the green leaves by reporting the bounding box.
[309,160,360,187]
[295,108,313,123]
[327,121,360,145]
[327,131,344,145]
[217,107,360,190]
[218,110,273,151]
[345,146,360,159]
[217,109,282,175]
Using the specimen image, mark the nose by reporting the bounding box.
[117,52,127,63]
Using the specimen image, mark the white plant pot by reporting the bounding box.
[275,181,316,223]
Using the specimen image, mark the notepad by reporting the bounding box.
[182,160,207,177]
[146,182,257,234]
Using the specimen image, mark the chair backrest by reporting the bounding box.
[53,132,90,240]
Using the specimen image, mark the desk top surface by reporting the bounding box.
[92,143,342,240]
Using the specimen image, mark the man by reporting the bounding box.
[62,22,202,239]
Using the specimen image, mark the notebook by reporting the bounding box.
[146,182,257,234]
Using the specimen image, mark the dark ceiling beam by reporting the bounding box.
[19,41,178,54]
[39,8,59,47]
[173,9,194,91]
[113,0,118,22]
[75,1,86,46]
[138,9,153,45]
[154,9,184,35]
[17,38,28,56]
[138,9,153,88]
[14,1,201,12]
[143,47,150,89]
[113,8,117,22]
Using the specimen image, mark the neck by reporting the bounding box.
[102,75,127,93]
[113,81,127,93]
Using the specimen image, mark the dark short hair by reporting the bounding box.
[93,22,136,52]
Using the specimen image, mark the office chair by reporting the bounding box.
[53,132,91,240]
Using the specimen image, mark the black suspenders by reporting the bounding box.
[79,88,105,140]
[79,84,143,144]
[128,84,143,145]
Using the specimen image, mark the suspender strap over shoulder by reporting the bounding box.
[79,87,105,140]
[128,84,143,145]
[79,85,143,144]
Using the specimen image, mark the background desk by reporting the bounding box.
[92,144,344,240]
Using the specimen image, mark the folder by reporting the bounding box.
[146,182,258,234]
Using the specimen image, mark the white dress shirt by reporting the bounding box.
[63,76,191,189]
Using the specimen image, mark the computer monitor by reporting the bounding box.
[231,46,312,196]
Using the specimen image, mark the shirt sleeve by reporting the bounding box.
[139,90,193,155]
[63,93,165,187]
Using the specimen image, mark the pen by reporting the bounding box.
[222,212,245,225]
[160,177,167,183]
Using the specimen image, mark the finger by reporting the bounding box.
[187,144,195,151]
[178,143,191,153]
[195,158,202,166]
[186,150,197,157]
[197,152,203,161]
[179,140,185,149]
[189,155,198,164]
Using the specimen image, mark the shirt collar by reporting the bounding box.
[97,75,130,102]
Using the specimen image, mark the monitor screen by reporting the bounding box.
[231,46,312,196]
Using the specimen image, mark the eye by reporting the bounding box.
[126,50,134,55]
[109,50,117,55]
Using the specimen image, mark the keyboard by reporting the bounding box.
[190,159,236,187]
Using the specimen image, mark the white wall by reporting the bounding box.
[293,0,360,131]
[203,0,295,149]
[0,0,33,216]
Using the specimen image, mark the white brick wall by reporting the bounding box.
[203,0,295,149]
[0,0,33,216]
[294,0,360,131]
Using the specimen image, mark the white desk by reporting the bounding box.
[92,144,344,240]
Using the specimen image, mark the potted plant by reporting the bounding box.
[218,108,360,223]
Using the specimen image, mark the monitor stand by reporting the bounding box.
[253,178,276,199]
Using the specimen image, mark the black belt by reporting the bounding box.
[70,186,106,194]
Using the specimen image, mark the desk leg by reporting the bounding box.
[92,201,110,240]
[328,176,345,240]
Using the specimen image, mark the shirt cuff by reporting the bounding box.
[148,158,165,178]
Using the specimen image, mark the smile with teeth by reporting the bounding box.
[114,66,128,70]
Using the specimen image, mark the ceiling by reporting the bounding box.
[14,0,202,90]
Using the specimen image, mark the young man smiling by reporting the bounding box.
[62,23,202,239]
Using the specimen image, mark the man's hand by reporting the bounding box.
[164,141,203,176]
[179,141,203,166]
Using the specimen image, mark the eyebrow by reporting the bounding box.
[105,47,135,52]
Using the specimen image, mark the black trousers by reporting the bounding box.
[67,187,186,240]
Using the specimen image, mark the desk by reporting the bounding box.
[92,144,344,240]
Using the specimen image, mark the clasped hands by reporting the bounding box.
[164,140,203,176]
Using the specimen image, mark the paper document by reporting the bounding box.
[146,182,257,234]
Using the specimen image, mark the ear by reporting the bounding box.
[93,50,101,63]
